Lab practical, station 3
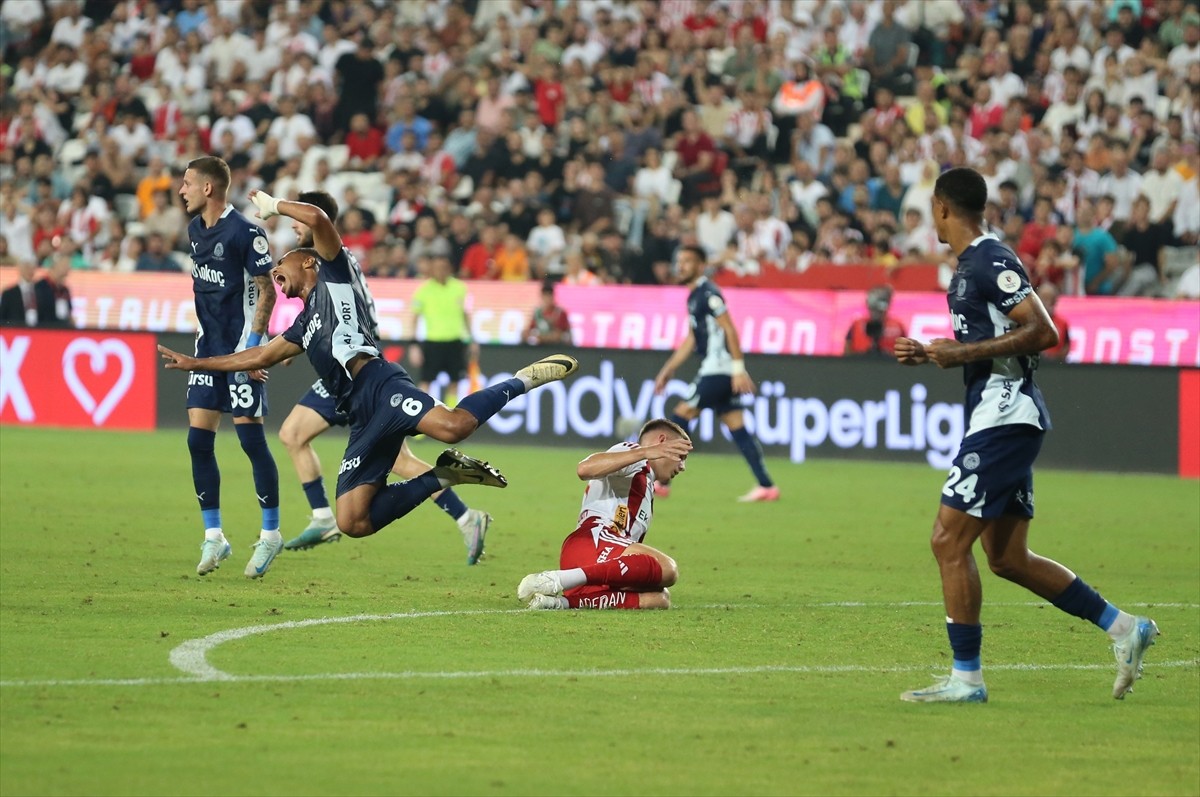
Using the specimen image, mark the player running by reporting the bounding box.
[654,245,776,502]
[273,191,492,564]
[516,419,691,610]
[159,189,579,542]
[895,167,1158,703]
[179,156,282,579]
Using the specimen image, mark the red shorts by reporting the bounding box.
[559,517,634,569]
[559,517,636,602]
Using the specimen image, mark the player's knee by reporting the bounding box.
[187,427,215,456]
[986,552,1026,581]
[929,518,962,560]
[659,556,679,587]
[336,511,374,539]
[278,420,307,451]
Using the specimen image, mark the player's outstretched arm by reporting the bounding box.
[654,330,695,393]
[249,190,343,263]
[159,335,303,374]
[925,293,1058,369]
[576,438,692,481]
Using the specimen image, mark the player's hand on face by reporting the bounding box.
[925,337,968,368]
[157,345,195,371]
[731,372,756,395]
[894,336,929,365]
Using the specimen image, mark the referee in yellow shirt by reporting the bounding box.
[411,253,476,403]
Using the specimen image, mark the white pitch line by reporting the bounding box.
[2,660,1197,689]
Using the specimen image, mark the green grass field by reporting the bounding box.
[1,426,1197,797]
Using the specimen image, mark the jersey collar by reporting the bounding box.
[967,232,1000,249]
[219,204,234,219]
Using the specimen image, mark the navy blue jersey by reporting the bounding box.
[947,233,1051,435]
[188,205,273,357]
[340,244,380,339]
[281,247,380,412]
[686,277,734,376]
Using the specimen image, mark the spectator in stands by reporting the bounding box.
[143,189,187,252]
[1076,200,1123,295]
[334,32,384,134]
[844,285,906,357]
[134,233,177,272]
[1141,144,1185,230]
[495,231,530,282]
[525,282,572,346]
[0,261,53,327]
[1117,196,1170,296]
[459,224,500,280]
[673,110,717,208]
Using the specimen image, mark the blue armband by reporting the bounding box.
[247,332,264,347]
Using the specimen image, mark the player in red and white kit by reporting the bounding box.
[516,419,691,610]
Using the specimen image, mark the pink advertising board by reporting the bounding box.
[1,268,1194,366]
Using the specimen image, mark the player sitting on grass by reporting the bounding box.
[160,190,579,541]
[517,419,691,610]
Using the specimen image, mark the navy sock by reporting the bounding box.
[946,622,983,674]
[434,488,468,521]
[368,472,443,532]
[456,377,527,426]
[236,423,280,529]
[1051,576,1112,628]
[302,477,330,511]
[729,426,773,487]
[188,427,221,529]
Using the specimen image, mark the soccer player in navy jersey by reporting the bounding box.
[158,189,578,544]
[178,156,282,580]
[653,245,777,502]
[272,191,493,564]
[894,167,1157,703]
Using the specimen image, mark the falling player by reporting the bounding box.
[516,419,691,610]
[178,156,282,579]
[653,245,777,502]
[159,189,579,542]
[894,166,1158,703]
[273,191,492,564]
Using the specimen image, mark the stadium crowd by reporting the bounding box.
[0,0,1198,299]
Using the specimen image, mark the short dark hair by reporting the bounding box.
[934,167,988,217]
[678,244,706,262]
[187,156,231,196]
[285,247,321,266]
[639,418,690,443]
[298,190,339,223]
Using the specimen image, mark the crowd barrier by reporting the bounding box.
[5,328,1193,477]
[0,268,1196,366]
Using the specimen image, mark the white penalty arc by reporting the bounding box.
[0,603,1194,689]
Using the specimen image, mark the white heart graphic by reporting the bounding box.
[62,338,136,426]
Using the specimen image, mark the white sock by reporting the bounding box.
[312,507,334,521]
[517,374,534,390]
[260,529,282,542]
[952,667,985,686]
[204,528,225,542]
[558,568,587,590]
[1106,611,1136,641]
[456,512,472,529]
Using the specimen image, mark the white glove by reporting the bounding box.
[250,190,280,220]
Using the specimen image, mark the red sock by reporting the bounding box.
[579,554,663,589]
[565,590,641,609]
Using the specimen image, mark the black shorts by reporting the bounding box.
[297,379,350,427]
[681,374,750,416]
[186,370,268,417]
[421,340,467,384]
[941,425,1043,519]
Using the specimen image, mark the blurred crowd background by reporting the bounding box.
[1,0,1198,298]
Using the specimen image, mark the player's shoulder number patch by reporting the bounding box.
[997,269,1022,294]
[253,235,270,255]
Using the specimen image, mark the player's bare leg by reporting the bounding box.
[280,405,340,550]
[392,440,492,565]
[901,505,990,703]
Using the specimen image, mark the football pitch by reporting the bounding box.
[1,427,1197,797]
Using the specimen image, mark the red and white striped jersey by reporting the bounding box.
[578,442,654,546]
